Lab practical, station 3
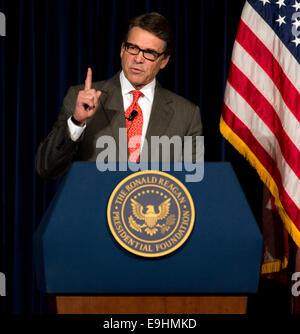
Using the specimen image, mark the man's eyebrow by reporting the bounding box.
[128,42,158,53]
[144,48,158,53]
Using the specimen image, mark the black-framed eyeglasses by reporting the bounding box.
[124,42,165,62]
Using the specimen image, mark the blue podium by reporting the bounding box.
[34,162,262,314]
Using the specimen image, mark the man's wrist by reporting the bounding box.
[71,115,85,126]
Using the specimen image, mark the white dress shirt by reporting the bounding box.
[68,71,155,151]
[120,70,155,150]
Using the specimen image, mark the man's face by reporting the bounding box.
[120,27,170,89]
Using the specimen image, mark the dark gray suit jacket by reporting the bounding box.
[35,72,202,179]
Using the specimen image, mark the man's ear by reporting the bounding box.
[160,55,170,69]
[120,42,125,58]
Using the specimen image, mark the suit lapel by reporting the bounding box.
[97,72,125,128]
[143,83,174,159]
[96,73,127,159]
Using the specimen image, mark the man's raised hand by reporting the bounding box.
[73,68,101,125]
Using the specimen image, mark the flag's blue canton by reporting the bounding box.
[247,0,300,63]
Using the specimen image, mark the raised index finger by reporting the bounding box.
[85,67,92,91]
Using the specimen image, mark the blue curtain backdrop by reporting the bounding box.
[0,0,267,314]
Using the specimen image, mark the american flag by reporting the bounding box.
[220,0,300,261]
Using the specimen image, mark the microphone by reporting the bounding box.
[126,110,138,121]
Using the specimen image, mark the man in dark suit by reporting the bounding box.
[36,12,202,179]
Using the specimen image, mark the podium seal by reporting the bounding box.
[107,170,195,257]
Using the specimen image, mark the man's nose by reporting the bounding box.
[134,50,145,63]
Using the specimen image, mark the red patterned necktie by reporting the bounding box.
[125,90,144,162]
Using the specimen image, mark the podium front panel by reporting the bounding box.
[34,162,262,294]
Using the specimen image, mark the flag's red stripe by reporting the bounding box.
[228,62,300,179]
[222,104,300,226]
[236,19,300,122]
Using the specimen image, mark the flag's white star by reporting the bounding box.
[292,0,300,11]
[276,14,286,26]
[259,0,271,5]
[291,35,300,46]
[276,0,286,8]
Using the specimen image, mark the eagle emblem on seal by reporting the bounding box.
[129,198,176,236]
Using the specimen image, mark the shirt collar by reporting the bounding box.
[120,70,156,102]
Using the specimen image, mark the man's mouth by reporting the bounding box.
[130,67,143,73]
